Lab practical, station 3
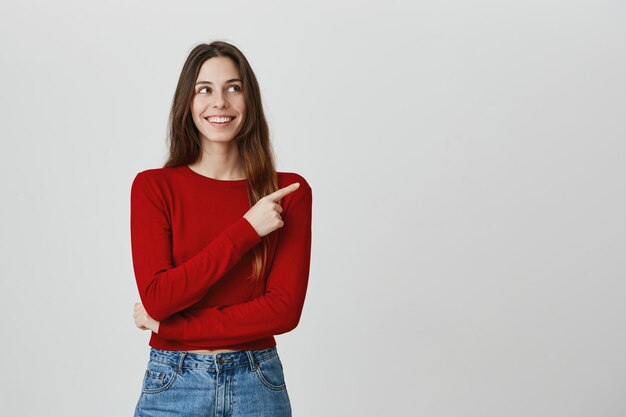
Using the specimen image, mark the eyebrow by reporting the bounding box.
[195,78,242,85]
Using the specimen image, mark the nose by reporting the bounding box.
[212,90,228,108]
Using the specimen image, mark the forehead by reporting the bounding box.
[196,57,240,82]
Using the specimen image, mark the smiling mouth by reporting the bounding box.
[205,116,236,128]
[206,116,234,121]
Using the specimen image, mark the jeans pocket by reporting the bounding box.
[254,354,287,391]
[141,359,178,394]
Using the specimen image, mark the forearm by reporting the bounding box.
[132,217,261,321]
[157,278,308,346]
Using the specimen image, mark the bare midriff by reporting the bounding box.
[185,349,238,354]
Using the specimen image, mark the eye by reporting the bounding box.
[198,86,210,94]
[228,85,242,93]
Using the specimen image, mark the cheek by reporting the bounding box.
[236,101,246,118]
[191,100,205,120]
[191,98,201,114]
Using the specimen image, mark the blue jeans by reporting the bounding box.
[133,347,292,417]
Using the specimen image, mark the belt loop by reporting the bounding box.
[245,350,257,371]
[176,351,187,374]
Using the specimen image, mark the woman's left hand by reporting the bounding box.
[134,302,160,334]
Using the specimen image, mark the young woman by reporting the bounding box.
[130,41,312,417]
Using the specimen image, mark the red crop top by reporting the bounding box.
[130,164,312,351]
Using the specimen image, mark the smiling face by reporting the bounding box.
[191,56,246,144]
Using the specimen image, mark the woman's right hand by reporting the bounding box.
[243,182,301,238]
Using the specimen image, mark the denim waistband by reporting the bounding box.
[148,346,279,373]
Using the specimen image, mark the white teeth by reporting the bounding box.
[207,116,234,123]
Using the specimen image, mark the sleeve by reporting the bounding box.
[130,172,262,322]
[156,184,312,347]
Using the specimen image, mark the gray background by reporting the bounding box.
[1,1,625,416]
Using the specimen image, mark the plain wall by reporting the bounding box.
[1,0,625,416]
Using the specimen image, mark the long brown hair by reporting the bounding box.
[163,41,278,282]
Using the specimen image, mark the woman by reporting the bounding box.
[130,41,312,417]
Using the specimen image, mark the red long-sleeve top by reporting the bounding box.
[130,164,312,351]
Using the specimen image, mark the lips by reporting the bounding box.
[205,116,236,128]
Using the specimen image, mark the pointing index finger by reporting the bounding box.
[265,182,300,202]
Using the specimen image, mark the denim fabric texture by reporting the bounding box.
[133,347,292,417]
